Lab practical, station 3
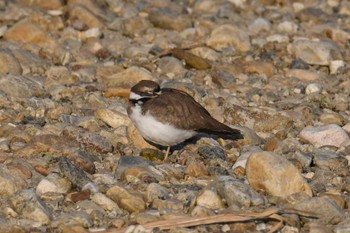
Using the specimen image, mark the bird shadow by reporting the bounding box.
[144,132,241,155]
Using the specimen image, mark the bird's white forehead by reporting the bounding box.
[129,91,142,100]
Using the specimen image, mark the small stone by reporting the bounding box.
[122,166,163,184]
[191,205,214,217]
[305,83,322,95]
[77,131,113,154]
[106,185,146,213]
[90,192,120,212]
[291,39,342,66]
[36,173,71,197]
[148,8,192,31]
[206,24,251,52]
[140,148,164,161]
[215,176,266,208]
[58,157,98,193]
[0,164,27,196]
[245,61,275,77]
[224,105,293,132]
[232,146,262,170]
[246,151,312,197]
[95,109,129,128]
[68,5,105,29]
[101,66,153,96]
[0,49,22,75]
[319,193,346,209]
[289,59,310,70]
[313,149,348,175]
[329,60,344,74]
[293,197,345,224]
[248,17,271,35]
[286,69,320,81]
[299,124,350,148]
[10,189,52,225]
[288,150,313,168]
[157,57,185,76]
[0,74,45,98]
[184,161,208,177]
[51,211,92,228]
[305,222,333,233]
[197,146,226,160]
[320,113,343,127]
[115,155,158,179]
[334,225,350,233]
[196,189,225,210]
[145,183,170,203]
[277,21,298,34]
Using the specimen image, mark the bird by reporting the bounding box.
[127,80,243,161]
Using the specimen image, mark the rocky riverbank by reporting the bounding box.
[0,0,349,232]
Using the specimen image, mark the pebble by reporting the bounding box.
[291,39,342,66]
[248,17,272,35]
[0,1,349,232]
[206,24,251,52]
[107,185,146,213]
[313,149,348,175]
[10,189,52,225]
[246,151,313,197]
[215,176,266,208]
[184,161,208,177]
[0,74,45,98]
[293,197,345,224]
[58,157,98,193]
[196,189,225,210]
[299,124,350,148]
[148,8,192,31]
[197,145,226,160]
[36,173,71,198]
[0,164,27,196]
[305,83,322,95]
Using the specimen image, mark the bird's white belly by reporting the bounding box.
[129,105,197,146]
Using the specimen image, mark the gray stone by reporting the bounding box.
[215,176,266,208]
[292,39,343,66]
[58,157,98,193]
[293,197,345,225]
[10,189,52,225]
[300,124,350,148]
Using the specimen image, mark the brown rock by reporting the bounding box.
[286,69,321,81]
[95,109,129,128]
[4,20,59,51]
[100,66,153,94]
[106,185,146,213]
[148,9,192,31]
[245,61,275,77]
[196,189,225,210]
[224,105,293,132]
[0,49,22,75]
[0,74,45,98]
[319,193,346,209]
[293,197,345,224]
[184,161,208,177]
[68,5,105,29]
[206,24,251,52]
[17,0,64,10]
[246,151,312,197]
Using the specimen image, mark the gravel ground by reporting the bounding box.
[0,0,350,232]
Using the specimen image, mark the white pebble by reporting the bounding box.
[329,60,344,74]
[305,83,322,95]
